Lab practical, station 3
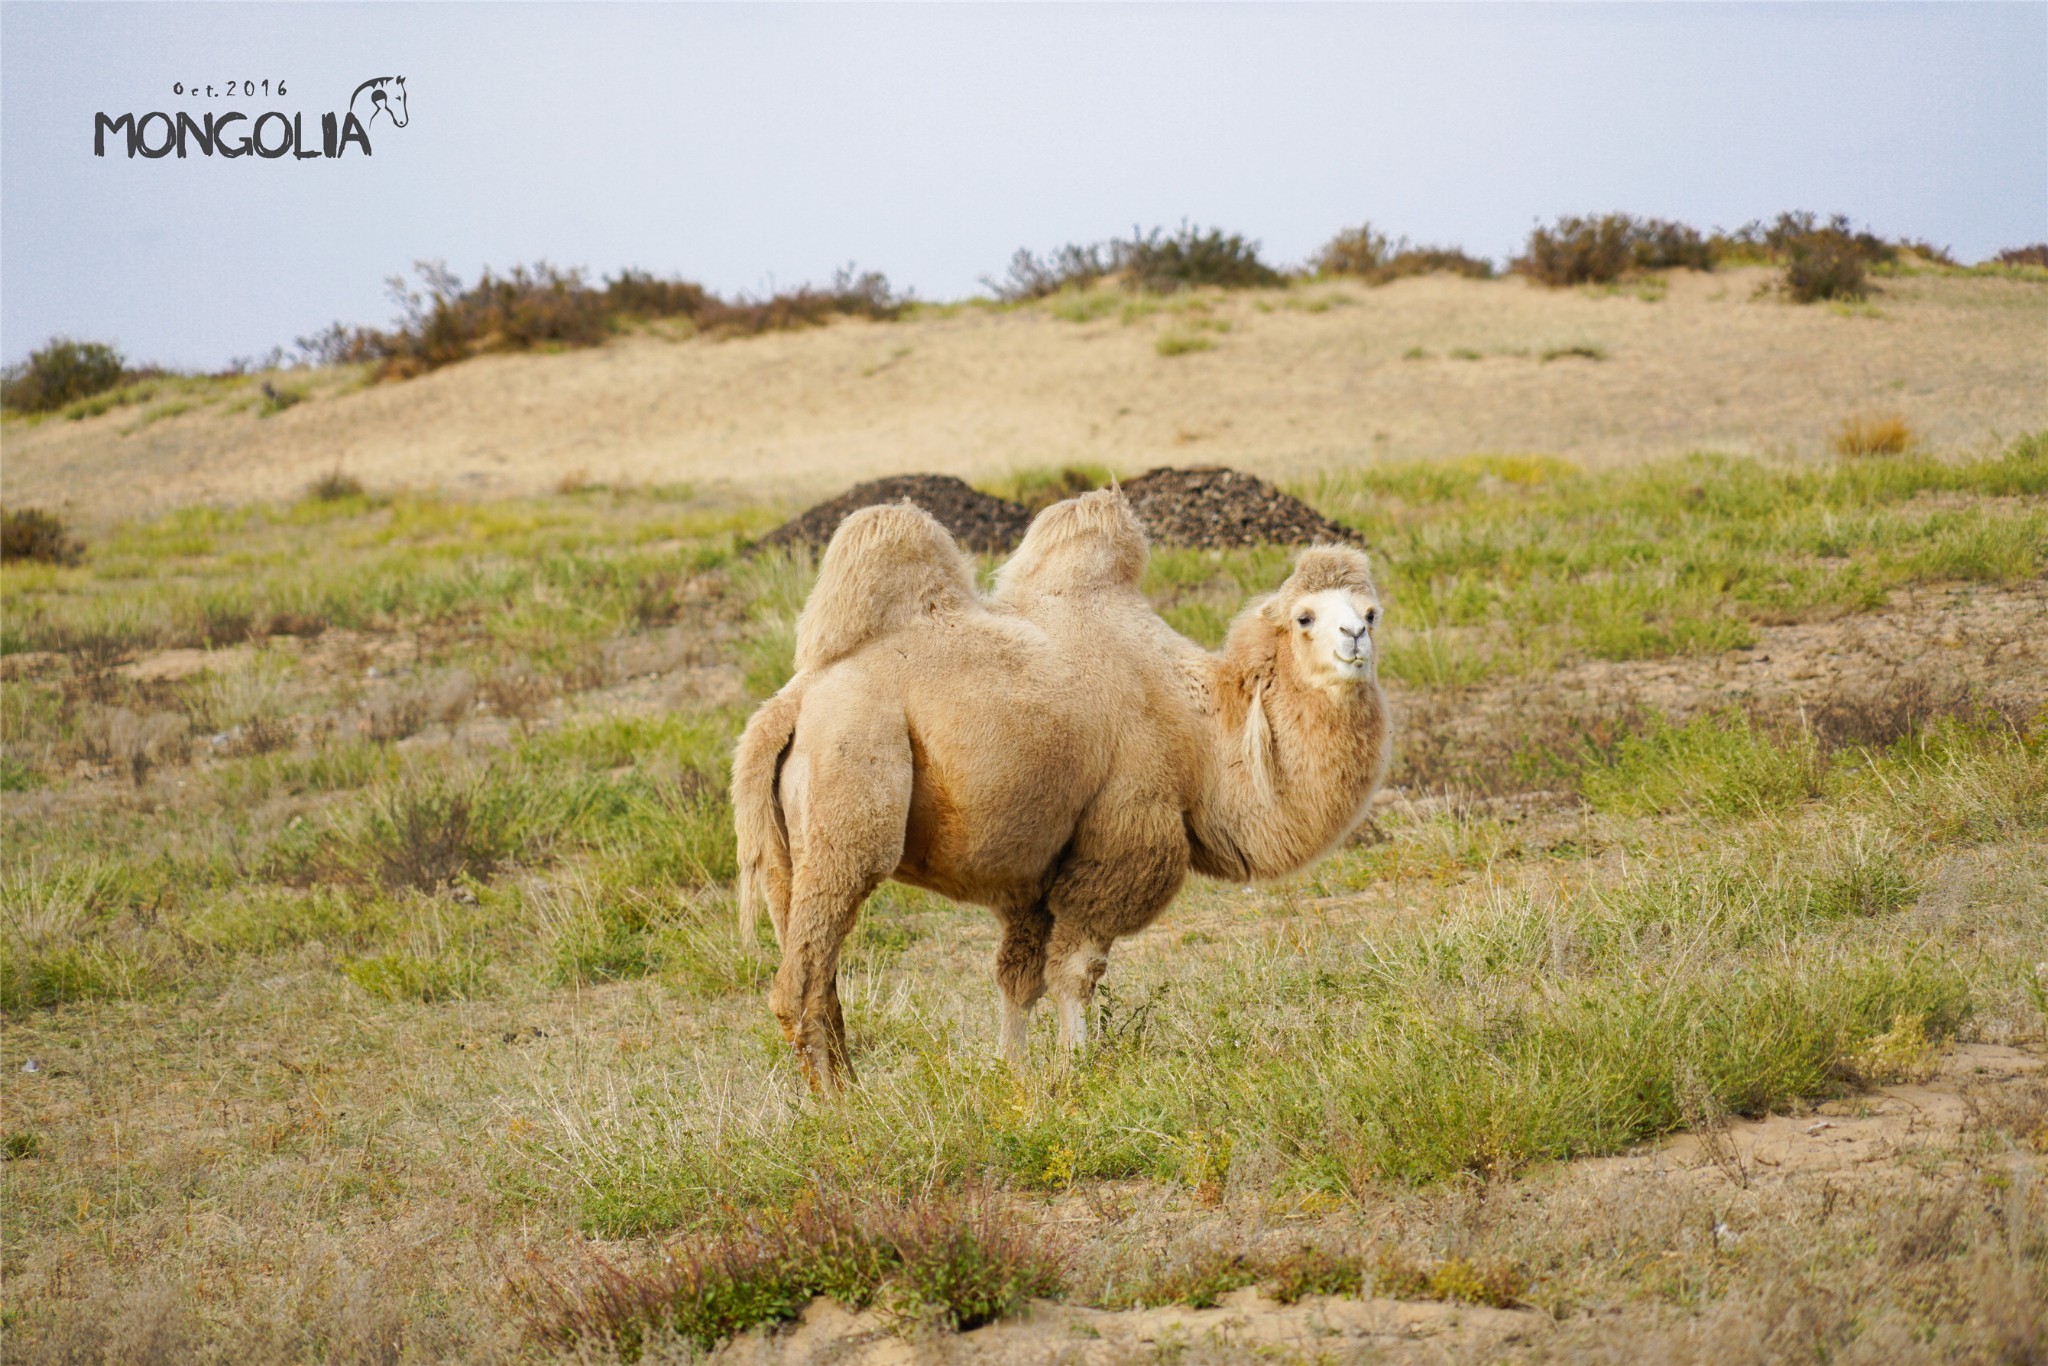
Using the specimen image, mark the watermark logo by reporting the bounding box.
[94,76,410,160]
[349,77,408,131]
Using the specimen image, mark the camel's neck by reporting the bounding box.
[1186,623,1388,882]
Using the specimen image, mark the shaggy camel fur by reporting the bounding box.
[732,489,1388,1090]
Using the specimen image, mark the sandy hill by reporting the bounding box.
[5,266,2044,524]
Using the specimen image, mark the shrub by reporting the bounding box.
[1,508,84,565]
[603,269,712,320]
[1314,224,1391,278]
[1709,212,1913,302]
[334,776,511,891]
[1377,246,1494,283]
[1516,214,1712,285]
[696,266,905,337]
[307,468,366,502]
[981,244,1117,301]
[988,224,1281,300]
[1315,224,1494,284]
[1832,413,1914,458]
[295,260,902,379]
[1782,229,1869,303]
[526,1194,1064,1358]
[1,339,126,414]
[1992,244,2048,269]
[1120,223,1282,292]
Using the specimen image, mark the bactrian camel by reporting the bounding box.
[732,488,1389,1090]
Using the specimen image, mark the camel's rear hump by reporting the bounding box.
[793,503,981,673]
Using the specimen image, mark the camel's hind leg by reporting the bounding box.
[771,712,912,1092]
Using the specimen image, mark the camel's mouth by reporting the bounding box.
[1330,650,1372,678]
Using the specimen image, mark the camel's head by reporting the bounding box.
[1261,544,1380,689]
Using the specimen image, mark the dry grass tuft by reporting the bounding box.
[1832,412,1915,458]
[77,706,190,785]
[478,665,556,731]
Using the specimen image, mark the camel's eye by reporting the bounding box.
[1365,607,1378,626]
[1296,612,1314,628]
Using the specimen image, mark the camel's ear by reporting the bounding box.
[1255,591,1289,627]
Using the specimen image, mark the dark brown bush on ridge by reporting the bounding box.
[1376,247,1495,283]
[2,338,128,414]
[986,224,1281,301]
[1993,244,2048,269]
[294,261,906,379]
[1315,224,1495,284]
[1709,212,1950,303]
[1515,214,1712,286]
[982,243,1117,301]
[603,269,712,320]
[1121,223,1283,292]
[1,508,85,565]
[696,267,904,338]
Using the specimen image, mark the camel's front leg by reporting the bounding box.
[993,900,1052,1065]
[1040,803,1187,1056]
[1046,920,1111,1054]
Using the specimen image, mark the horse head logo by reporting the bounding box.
[349,77,408,129]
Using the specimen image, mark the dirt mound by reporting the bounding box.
[755,474,1034,555]
[1121,465,1358,548]
[762,465,1359,557]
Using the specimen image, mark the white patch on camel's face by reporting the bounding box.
[1284,588,1379,688]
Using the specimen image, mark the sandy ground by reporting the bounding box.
[4,268,2043,525]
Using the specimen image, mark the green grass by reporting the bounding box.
[1154,332,1216,357]
[1284,436,2047,684]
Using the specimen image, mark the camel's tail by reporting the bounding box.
[793,503,979,674]
[733,685,801,945]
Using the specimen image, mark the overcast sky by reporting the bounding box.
[3,2,2043,370]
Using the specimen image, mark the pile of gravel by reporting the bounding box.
[1119,466,1359,548]
[754,474,1034,555]
[755,466,1358,556]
